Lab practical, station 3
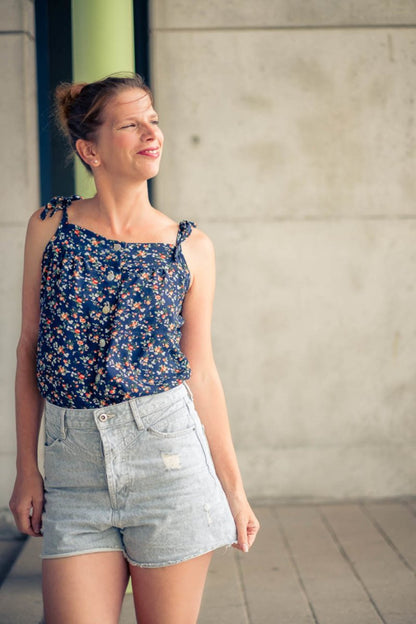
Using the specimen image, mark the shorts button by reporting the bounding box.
[99,338,106,348]
[102,304,110,314]
[107,270,115,281]
[98,413,107,422]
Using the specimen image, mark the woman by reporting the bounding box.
[9,74,259,624]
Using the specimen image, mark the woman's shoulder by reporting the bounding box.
[27,195,80,251]
[28,206,60,238]
[178,220,212,250]
[177,221,215,277]
[29,195,80,232]
[39,195,82,220]
[152,210,200,246]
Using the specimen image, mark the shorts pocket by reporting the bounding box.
[184,400,219,483]
[145,399,196,438]
[44,415,66,449]
[44,409,102,461]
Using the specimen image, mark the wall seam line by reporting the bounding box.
[194,216,416,223]
[152,24,416,33]
[0,30,35,41]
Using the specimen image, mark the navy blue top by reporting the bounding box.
[36,195,195,409]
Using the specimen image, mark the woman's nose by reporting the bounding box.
[140,123,157,139]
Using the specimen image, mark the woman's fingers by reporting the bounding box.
[246,517,260,549]
[9,473,44,537]
[10,500,39,537]
[234,513,249,552]
[30,495,44,535]
[9,497,33,536]
[232,509,260,553]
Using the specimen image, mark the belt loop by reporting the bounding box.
[183,381,194,401]
[129,398,145,431]
[60,409,67,439]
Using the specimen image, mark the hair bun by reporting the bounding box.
[55,82,87,135]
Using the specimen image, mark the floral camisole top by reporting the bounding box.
[36,195,195,409]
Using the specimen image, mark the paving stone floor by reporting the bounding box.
[1,499,415,623]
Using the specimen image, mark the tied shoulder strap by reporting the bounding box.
[173,220,196,261]
[40,195,82,222]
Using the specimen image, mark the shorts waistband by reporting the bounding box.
[44,382,192,430]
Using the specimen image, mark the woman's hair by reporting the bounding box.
[55,73,152,173]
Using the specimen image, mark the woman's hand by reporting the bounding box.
[9,470,44,537]
[227,492,260,553]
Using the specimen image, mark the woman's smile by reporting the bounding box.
[136,147,161,158]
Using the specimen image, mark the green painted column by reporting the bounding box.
[71,0,135,197]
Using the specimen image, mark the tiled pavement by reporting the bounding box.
[1,499,415,623]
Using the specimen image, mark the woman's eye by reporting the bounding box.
[119,120,159,129]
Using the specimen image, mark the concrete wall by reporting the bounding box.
[151,1,416,499]
[0,0,415,507]
[0,0,39,506]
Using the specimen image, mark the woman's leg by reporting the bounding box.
[42,551,129,624]
[130,551,213,624]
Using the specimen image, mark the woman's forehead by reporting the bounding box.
[105,89,155,119]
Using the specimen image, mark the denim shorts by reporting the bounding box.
[41,383,237,567]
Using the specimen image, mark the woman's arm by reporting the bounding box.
[9,209,63,536]
[181,229,260,552]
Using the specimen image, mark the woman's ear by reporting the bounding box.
[75,139,100,168]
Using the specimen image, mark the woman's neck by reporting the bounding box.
[91,178,155,235]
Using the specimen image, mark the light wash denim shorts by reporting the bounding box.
[41,383,237,567]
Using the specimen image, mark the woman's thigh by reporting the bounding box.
[130,551,213,624]
[42,551,129,624]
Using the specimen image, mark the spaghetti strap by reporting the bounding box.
[40,195,82,224]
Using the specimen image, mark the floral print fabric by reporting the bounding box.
[37,195,195,409]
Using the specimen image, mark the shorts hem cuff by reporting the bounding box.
[41,548,125,560]
[124,539,237,569]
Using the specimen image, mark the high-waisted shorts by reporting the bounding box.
[41,383,237,567]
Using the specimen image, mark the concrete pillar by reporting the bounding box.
[0,0,39,507]
[71,0,135,197]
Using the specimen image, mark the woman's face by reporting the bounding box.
[93,88,163,182]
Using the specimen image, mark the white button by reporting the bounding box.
[102,304,110,314]
[113,243,122,251]
[107,271,115,281]
[98,413,107,422]
[99,338,106,348]
[95,373,101,383]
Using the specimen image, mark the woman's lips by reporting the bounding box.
[137,149,160,158]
